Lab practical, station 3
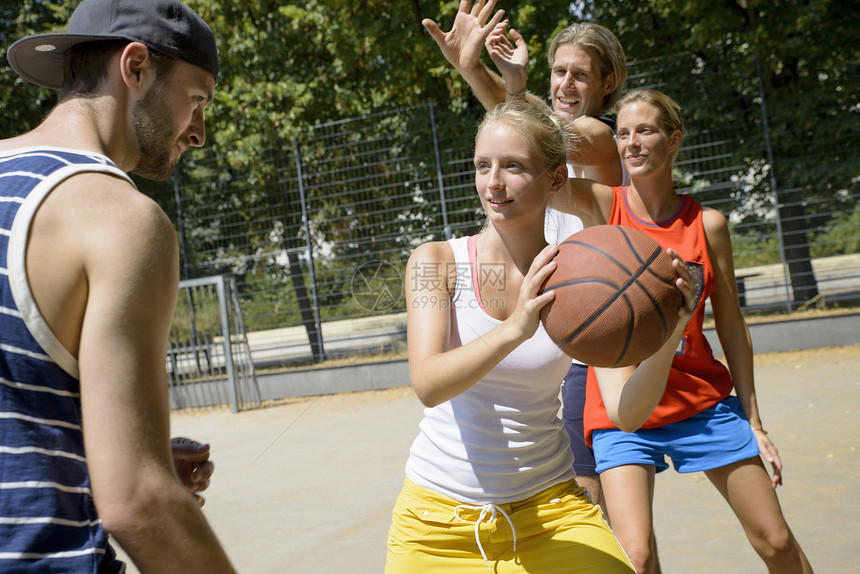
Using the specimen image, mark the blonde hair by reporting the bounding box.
[616,88,685,159]
[547,22,627,110]
[477,99,575,172]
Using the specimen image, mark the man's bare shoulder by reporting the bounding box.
[56,171,167,219]
[0,134,36,152]
[43,171,177,258]
[27,171,177,354]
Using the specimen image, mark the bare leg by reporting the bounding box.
[579,469,660,574]
[704,458,813,574]
[576,474,606,516]
[600,464,661,574]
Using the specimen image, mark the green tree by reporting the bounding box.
[0,1,74,138]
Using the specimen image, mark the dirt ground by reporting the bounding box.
[116,345,859,573]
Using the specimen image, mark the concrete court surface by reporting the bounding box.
[115,345,859,573]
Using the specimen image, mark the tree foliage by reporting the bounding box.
[0,1,74,137]
[188,0,467,152]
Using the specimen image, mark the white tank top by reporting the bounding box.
[405,236,575,504]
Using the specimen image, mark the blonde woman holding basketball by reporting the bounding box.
[384,100,694,573]
[551,88,813,574]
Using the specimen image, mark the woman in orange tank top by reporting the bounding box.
[549,89,813,574]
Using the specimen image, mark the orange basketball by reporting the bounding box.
[540,225,682,367]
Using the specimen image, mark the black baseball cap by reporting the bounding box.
[8,0,219,90]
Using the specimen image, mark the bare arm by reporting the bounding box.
[422,0,508,110]
[567,116,624,186]
[406,241,558,407]
[704,208,783,487]
[32,174,234,572]
[548,177,614,228]
[593,251,696,431]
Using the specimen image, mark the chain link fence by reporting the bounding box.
[168,275,260,412]
[138,51,859,369]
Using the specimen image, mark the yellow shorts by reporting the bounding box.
[384,478,634,573]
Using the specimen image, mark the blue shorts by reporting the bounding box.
[592,396,760,474]
[561,362,596,476]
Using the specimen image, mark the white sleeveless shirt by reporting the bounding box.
[405,236,575,504]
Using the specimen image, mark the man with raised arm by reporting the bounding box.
[422,0,627,189]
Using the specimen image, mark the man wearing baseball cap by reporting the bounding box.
[0,0,234,572]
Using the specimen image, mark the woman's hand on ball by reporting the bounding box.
[509,243,559,340]
[667,248,696,325]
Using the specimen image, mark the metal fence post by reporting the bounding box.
[293,138,325,360]
[227,275,260,406]
[215,275,239,413]
[429,102,452,240]
[755,56,793,314]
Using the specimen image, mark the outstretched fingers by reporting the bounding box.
[486,21,514,54]
[486,23,529,91]
[476,4,507,43]
[421,0,505,70]
[509,27,525,44]
[471,0,497,19]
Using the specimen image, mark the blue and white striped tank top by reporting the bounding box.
[1,147,132,573]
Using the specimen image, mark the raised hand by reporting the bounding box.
[485,20,530,94]
[422,0,506,73]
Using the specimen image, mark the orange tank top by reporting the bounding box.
[584,187,734,443]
